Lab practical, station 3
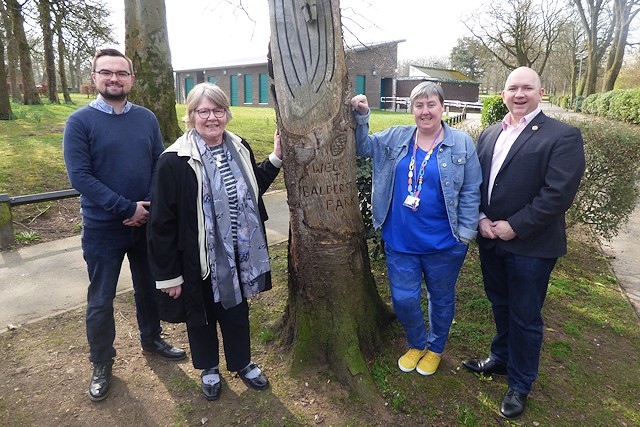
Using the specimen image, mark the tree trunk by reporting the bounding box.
[7,0,41,105]
[38,0,58,104]
[601,0,638,92]
[0,33,14,120]
[267,0,392,400]
[55,12,72,104]
[0,0,22,102]
[124,0,182,145]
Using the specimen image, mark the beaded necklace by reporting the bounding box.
[407,127,442,199]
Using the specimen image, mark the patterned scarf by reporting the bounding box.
[196,132,270,309]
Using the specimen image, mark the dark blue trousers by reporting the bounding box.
[479,245,556,394]
[82,226,162,363]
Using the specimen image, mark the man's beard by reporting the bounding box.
[99,85,128,102]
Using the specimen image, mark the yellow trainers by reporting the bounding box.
[398,348,427,372]
[416,350,442,376]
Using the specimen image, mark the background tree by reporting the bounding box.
[601,0,640,91]
[0,28,13,119]
[571,0,616,96]
[124,0,182,145]
[267,0,392,399]
[449,36,489,81]
[615,48,640,87]
[37,0,58,103]
[465,0,567,75]
[0,0,21,101]
[53,5,71,103]
[5,0,40,104]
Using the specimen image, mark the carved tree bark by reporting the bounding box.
[124,0,182,145]
[267,0,392,399]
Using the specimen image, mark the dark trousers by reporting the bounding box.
[186,278,251,372]
[479,245,557,394]
[82,226,162,363]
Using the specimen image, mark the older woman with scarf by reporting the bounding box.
[147,82,282,401]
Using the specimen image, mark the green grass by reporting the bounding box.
[0,95,415,198]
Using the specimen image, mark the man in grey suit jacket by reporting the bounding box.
[462,67,585,419]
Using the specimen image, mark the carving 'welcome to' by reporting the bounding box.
[302,158,357,211]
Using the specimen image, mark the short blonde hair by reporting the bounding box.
[183,82,233,129]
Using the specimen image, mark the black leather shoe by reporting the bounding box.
[142,338,186,360]
[238,362,269,390]
[462,357,508,376]
[88,359,113,402]
[500,388,528,419]
[201,367,222,401]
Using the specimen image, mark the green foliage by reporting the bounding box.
[565,117,640,240]
[582,93,599,115]
[573,96,585,112]
[355,156,383,259]
[14,231,40,243]
[608,88,640,124]
[480,96,508,127]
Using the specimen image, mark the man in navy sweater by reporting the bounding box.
[63,48,185,402]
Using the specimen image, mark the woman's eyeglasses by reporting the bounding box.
[196,109,226,119]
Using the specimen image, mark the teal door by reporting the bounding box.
[230,75,238,106]
[185,77,194,100]
[207,75,217,84]
[355,75,366,95]
[259,73,269,104]
[244,74,253,104]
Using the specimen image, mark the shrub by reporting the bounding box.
[480,96,508,128]
[594,90,616,117]
[573,96,585,112]
[582,93,599,115]
[608,88,640,124]
[356,156,383,259]
[565,116,640,239]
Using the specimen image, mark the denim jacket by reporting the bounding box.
[354,111,482,243]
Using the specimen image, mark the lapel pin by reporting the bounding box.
[532,125,539,131]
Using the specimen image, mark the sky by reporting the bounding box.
[106,0,481,70]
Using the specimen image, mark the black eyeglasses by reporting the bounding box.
[196,108,226,119]
[95,70,131,79]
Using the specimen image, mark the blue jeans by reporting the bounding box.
[479,245,556,394]
[82,226,162,363]
[385,242,468,354]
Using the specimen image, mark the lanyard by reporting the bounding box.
[407,127,442,198]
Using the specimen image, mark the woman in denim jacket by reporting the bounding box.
[351,82,481,376]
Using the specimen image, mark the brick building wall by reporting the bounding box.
[174,41,402,108]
